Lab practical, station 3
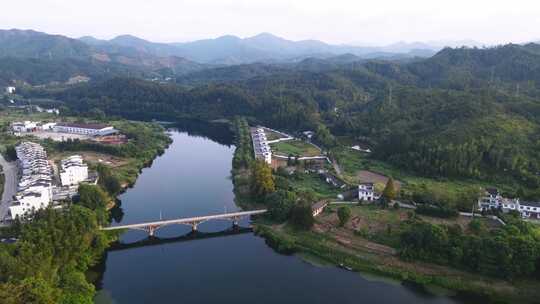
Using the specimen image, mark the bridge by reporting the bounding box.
[101,209,267,236]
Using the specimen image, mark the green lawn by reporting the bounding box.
[271,140,322,157]
[287,173,342,199]
[263,128,287,141]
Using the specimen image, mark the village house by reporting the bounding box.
[478,187,540,219]
[53,122,117,136]
[358,182,376,201]
[312,201,328,217]
[302,130,315,139]
[59,155,89,186]
[320,172,346,189]
[11,121,39,133]
[5,86,15,94]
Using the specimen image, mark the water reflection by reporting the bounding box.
[94,126,471,304]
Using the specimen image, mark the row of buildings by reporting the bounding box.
[250,127,272,164]
[478,188,540,219]
[11,121,117,136]
[8,142,54,219]
[7,142,89,220]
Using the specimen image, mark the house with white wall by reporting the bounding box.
[11,121,38,133]
[59,155,88,186]
[478,187,540,219]
[53,122,116,136]
[358,183,376,202]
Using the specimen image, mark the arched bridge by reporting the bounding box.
[101,209,267,236]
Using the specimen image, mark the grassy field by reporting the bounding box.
[332,146,500,205]
[263,128,288,141]
[287,173,342,199]
[271,140,322,157]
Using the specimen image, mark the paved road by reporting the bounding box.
[0,154,17,221]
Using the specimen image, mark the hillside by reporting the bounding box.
[35,44,539,196]
[0,29,207,85]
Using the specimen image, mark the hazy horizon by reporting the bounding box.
[1,0,539,46]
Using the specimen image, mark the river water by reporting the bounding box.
[93,125,469,304]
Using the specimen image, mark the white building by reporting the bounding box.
[358,183,376,201]
[478,187,540,219]
[35,106,60,115]
[11,121,38,133]
[53,123,116,136]
[303,131,315,139]
[5,86,15,94]
[59,155,88,186]
[8,142,53,220]
[251,127,272,164]
[40,122,57,130]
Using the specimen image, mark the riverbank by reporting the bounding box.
[229,120,540,304]
[253,218,540,304]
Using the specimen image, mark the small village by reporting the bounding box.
[250,125,540,221]
[5,141,94,221]
[0,119,128,222]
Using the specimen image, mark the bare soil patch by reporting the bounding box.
[357,170,402,190]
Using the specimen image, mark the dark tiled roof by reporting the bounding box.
[56,123,110,130]
[521,201,540,208]
[312,201,328,210]
[486,187,499,195]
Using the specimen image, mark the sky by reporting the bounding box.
[2,0,540,45]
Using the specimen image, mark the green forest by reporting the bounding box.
[20,43,540,196]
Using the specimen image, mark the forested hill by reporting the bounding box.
[31,44,540,194]
[365,43,540,95]
[0,29,208,85]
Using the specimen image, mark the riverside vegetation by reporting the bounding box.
[230,117,540,303]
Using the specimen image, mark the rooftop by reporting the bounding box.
[56,122,111,130]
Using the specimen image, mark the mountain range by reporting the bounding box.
[0,28,531,87]
[79,32,444,64]
[0,29,451,66]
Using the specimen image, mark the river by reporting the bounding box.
[93,125,470,304]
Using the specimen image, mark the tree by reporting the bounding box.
[381,177,397,204]
[289,202,314,230]
[97,164,121,195]
[5,145,17,161]
[266,190,296,222]
[77,184,109,211]
[337,206,352,227]
[251,160,275,198]
[314,124,336,148]
[76,184,110,224]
